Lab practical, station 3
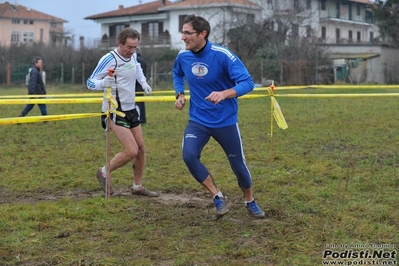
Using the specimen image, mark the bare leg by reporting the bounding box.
[202,174,229,218]
[240,187,254,202]
[96,120,138,195]
[130,125,145,185]
[108,120,139,172]
[200,175,219,195]
[132,146,145,184]
[129,125,158,197]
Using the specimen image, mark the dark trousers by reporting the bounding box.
[20,104,47,116]
[136,102,146,124]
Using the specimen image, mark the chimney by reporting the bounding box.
[79,36,85,50]
[119,5,124,9]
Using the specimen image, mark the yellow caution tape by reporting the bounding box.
[275,93,399,98]
[255,86,308,91]
[307,85,399,89]
[267,83,288,131]
[0,93,104,98]
[0,113,102,125]
[106,88,118,109]
[105,109,125,118]
[271,96,288,130]
[0,98,102,105]
[2,84,399,100]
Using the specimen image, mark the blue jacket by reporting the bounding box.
[173,40,254,128]
[28,66,46,95]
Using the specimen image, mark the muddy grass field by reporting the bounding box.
[0,86,398,265]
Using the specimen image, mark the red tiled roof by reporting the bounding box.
[85,0,173,20]
[0,1,67,22]
[164,0,259,8]
[348,0,374,4]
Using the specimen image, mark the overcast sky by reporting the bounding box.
[5,0,153,46]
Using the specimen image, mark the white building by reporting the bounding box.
[85,0,399,84]
[85,0,261,50]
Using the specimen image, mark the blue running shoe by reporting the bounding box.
[246,200,265,219]
[214,196,229,219]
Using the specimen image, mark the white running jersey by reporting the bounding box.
[87,49,147,112]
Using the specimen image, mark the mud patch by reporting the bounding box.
[0,187,211,207]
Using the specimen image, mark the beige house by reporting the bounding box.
[0,1,67,46]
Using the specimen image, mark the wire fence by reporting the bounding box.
[1,62,175,90]
[1,59,325,90]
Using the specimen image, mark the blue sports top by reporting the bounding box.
[173,40,254,128]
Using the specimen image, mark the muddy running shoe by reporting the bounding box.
[246,200,265,219]
[130,186,159,197]
[214,196,229,219]
[96,168,114,195]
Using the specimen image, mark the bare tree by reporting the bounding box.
[227,0,331,85]
[374,0,399,46]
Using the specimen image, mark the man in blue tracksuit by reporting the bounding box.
[173,14,265,219]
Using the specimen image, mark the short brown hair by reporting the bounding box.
[118,28,141,45]
[183,14,211,40]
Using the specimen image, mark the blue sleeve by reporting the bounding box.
[173,52,185,95]
[228,56,254,97]
[86,53,115,91]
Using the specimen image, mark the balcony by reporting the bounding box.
[92,35,171,49]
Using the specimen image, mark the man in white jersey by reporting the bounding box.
[87,27,158,197]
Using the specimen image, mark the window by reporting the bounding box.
[149,22,159,38]
[306,25,312,38]
[29,32,34,42]
[306,0,311,9]
[23,32,34,43]
[294,0,300,11]
[12,19,20,24]
[336,28,340,43]
[292,23,299,38]
[321,26,326,39]
[321,0,326,11]
[11,31,20,44]
[294,0,303,12]
[51,22,56,28]
[115,25,126,36]
[336,2,340,18]
[179,15,188,32]
[348,30,353,42]
[348,3,353,20]
[141,22,164,43]
[246,14,255,25]
[356,4,360,16]
[370,32,374,43]
[29,20,34,25]
[23,20,28,24]
[267,0,272,3]
[40,29,43,42]
[365,10,374,24]
[109,24,129,38]
[357,31,361,42]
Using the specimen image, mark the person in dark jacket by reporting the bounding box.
[19,56,47,117]
[135,50,147,124]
